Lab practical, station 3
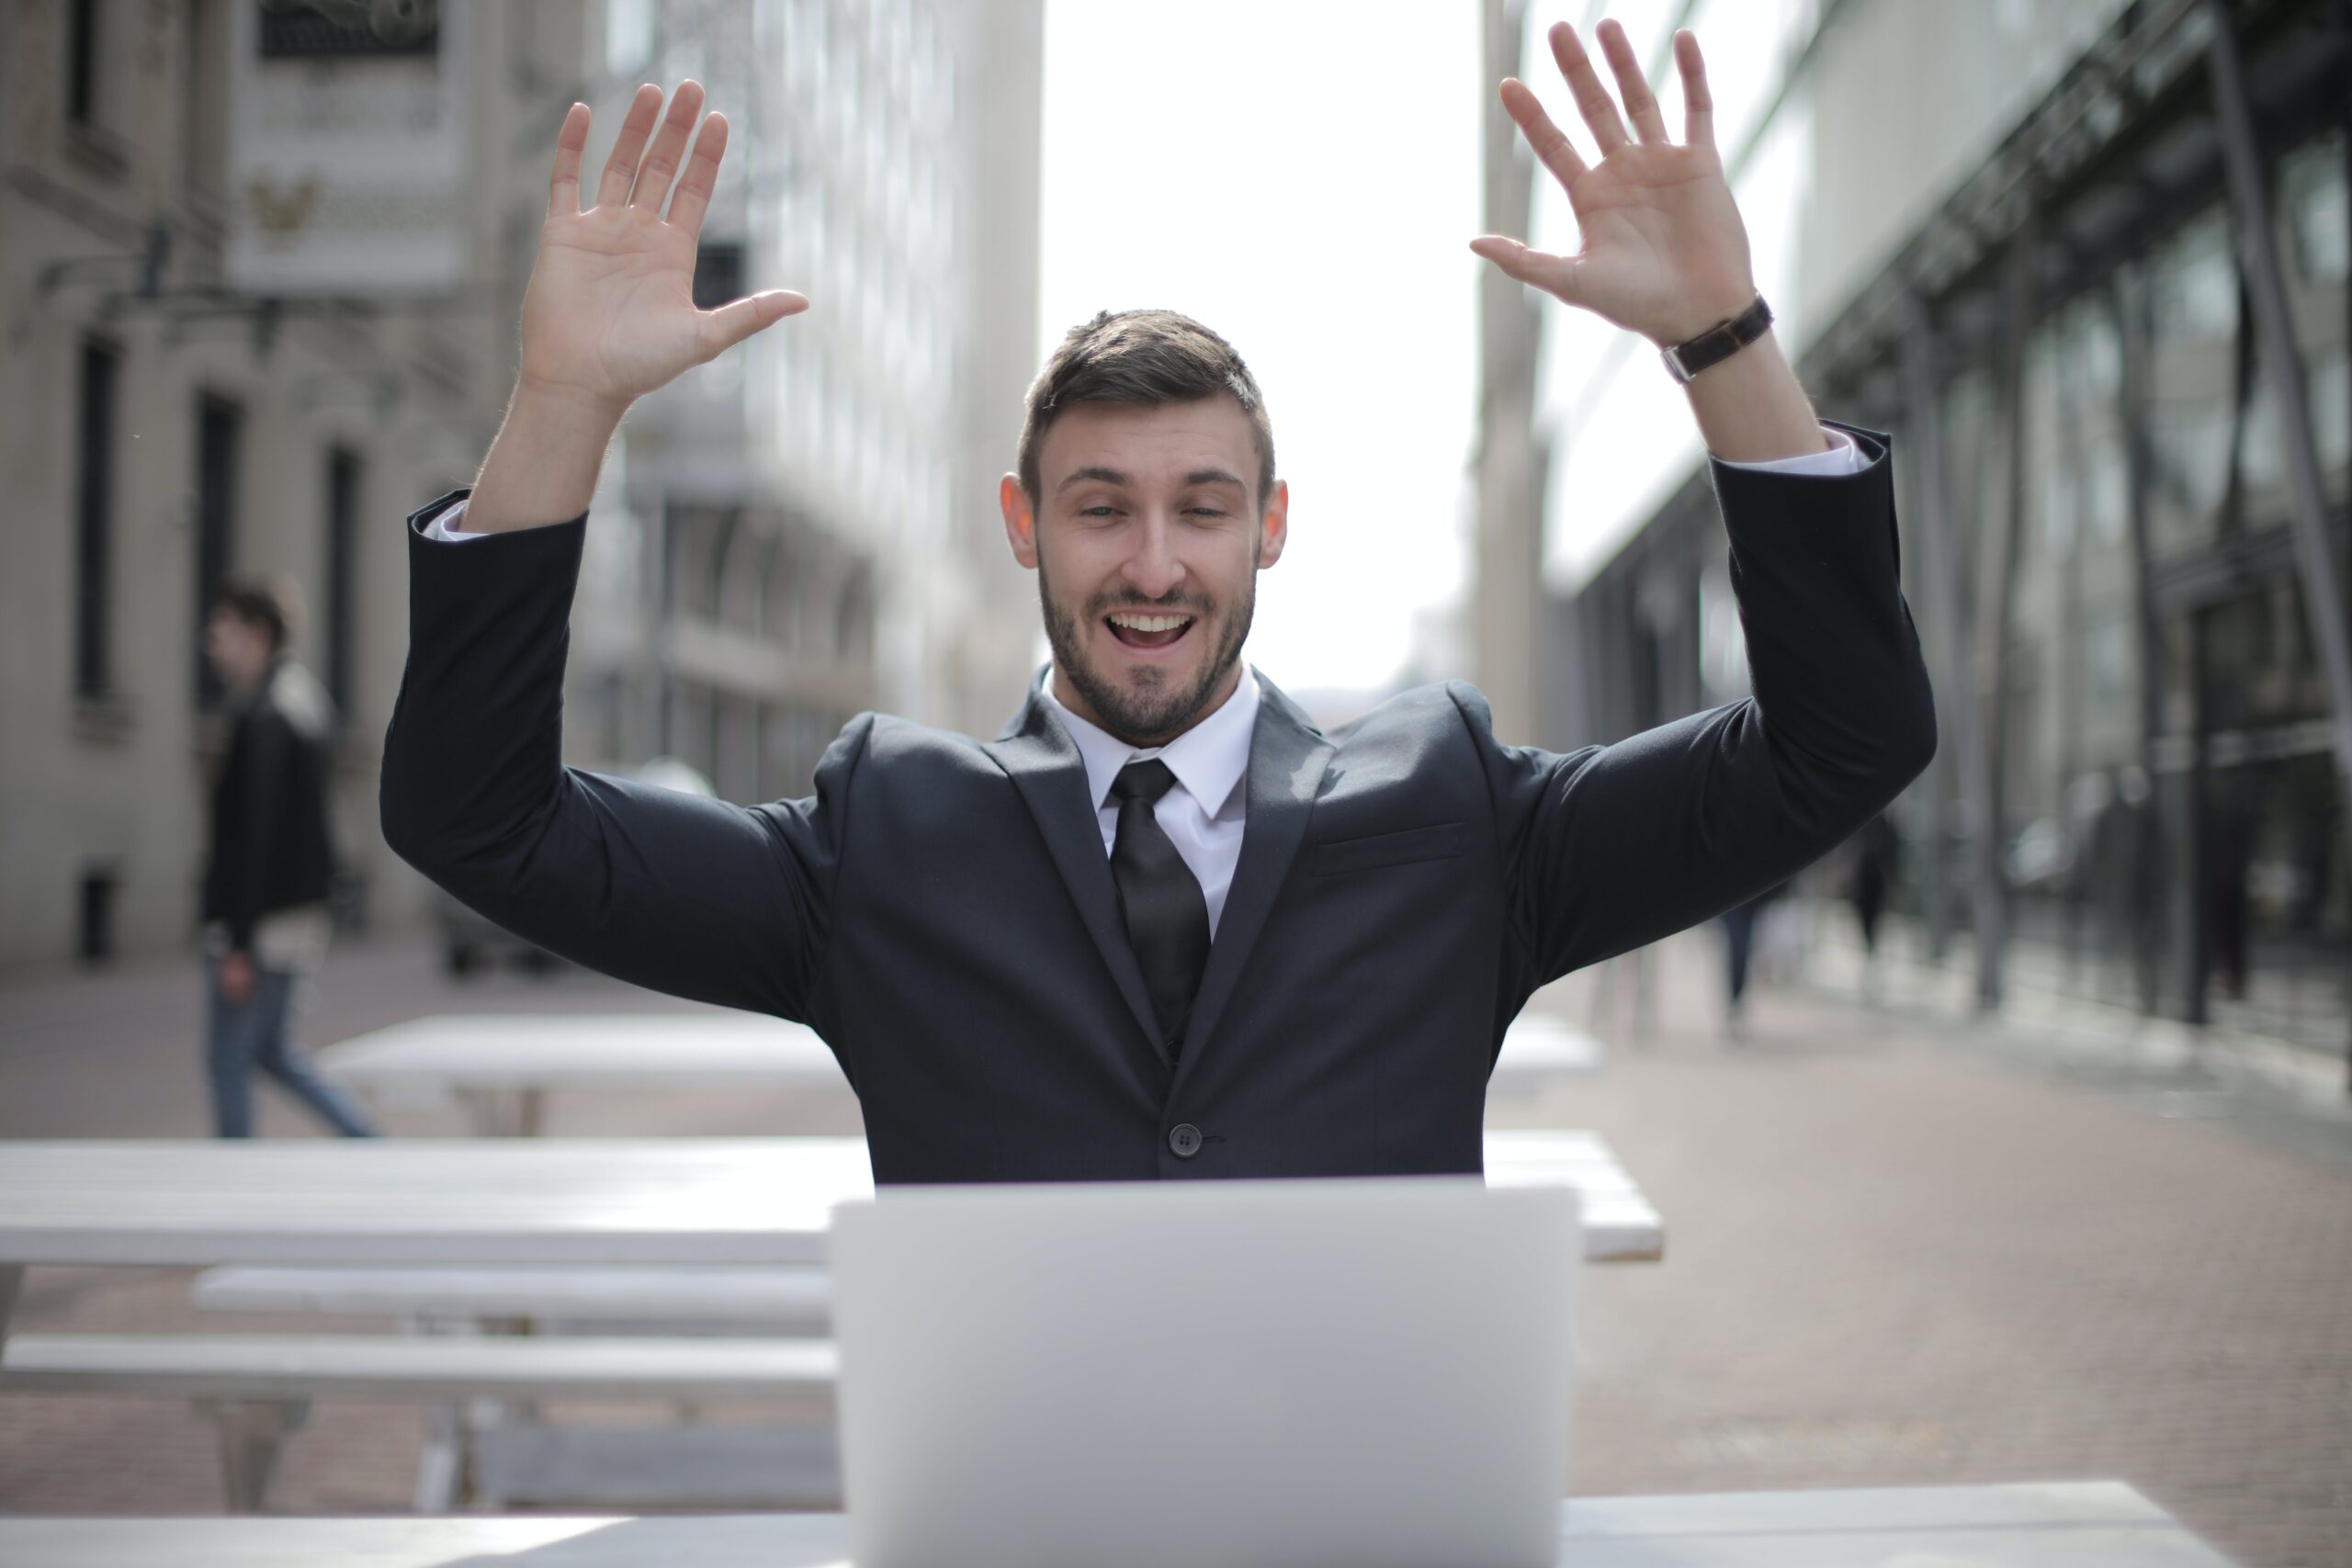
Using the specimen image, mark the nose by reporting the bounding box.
[1118,512,1187,601]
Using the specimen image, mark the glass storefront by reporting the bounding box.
[1557,11,2351,1057]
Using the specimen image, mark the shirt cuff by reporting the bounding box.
[1715,426,1863,477]
[422,498,489,543]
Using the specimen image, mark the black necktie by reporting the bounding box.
[1107,760,1211,1057]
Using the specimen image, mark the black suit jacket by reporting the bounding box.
[381,426,1933,1182]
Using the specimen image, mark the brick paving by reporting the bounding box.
[2,927,2348,1565]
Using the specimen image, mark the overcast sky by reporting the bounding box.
[1035,3,1483,694]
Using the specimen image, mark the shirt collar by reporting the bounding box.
[1042,666,1261,818]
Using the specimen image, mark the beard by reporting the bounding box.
[1036,546,1255,747]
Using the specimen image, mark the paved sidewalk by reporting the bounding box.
[1534,926,2351,1568]
[3,933,2347,1566]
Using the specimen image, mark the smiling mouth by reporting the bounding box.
[1104,611,1196,651]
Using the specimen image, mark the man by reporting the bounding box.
[382,22,1933,1180]
[201,577,376,1139]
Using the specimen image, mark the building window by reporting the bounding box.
[64,0,103,127]
[607,0,656,76]
[183,0,231,198]
[195,393,243,708]
[74,338,119,699]
[2281,130,2348,288]
[693,240,746,310]
[2141,206,2241,556]
[325,447,362,716]
[77,866,118,964]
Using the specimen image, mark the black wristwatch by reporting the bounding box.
[1661,294,1774,384]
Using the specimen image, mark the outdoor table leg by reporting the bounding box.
[195,1396,308,1513]
[458,1089,519,1137]
[0,1263,22,1355]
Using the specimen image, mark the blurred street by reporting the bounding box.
[2,928,2346,1567]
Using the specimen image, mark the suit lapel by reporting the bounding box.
[1172,672,1333,1086]
[983,681,1165,1057]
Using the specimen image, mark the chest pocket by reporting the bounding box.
[1312,821,1467,876]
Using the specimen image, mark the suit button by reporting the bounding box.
[1168,1122,1203,1158]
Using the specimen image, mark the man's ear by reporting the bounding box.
[1000,473,1039,570]
[1256,479,1290,570]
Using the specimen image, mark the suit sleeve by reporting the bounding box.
[1469,424,1937,992]
[379,491,864,1026]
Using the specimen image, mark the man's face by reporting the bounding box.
[1001,397,1287,746]
[203,609,272,692]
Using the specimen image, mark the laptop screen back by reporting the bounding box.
[831,1177,1579,1568]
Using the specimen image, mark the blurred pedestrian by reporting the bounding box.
[1849,811,1898,1000]
[1719,884,1782,1039]
[199,576,376,1139]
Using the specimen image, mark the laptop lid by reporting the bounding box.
[831,1177,1579,1568]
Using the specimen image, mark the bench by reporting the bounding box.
[0,1333,835,1512]
[469,1422,842,1509]
[190,1264,833,1333]
[0,1482,2245,1564]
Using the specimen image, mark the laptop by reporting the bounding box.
[829,1176,1579,1568]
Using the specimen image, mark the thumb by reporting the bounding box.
[696,289,808,362]
[1469,236,1580,303]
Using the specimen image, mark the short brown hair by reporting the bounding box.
[209,574,302,652]
[1017,310,1276,506]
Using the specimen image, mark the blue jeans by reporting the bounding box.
[204,961,377,1139]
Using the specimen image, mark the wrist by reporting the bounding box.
[1648,282,1763,349]
[1680,329,1829,464]
[512,373,631,434]
[466,379,626,536]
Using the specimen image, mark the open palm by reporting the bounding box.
[520,82,806,415]
[1473,22,1757,348]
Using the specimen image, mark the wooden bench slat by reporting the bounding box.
[0,1334,836,1401]
[190,1265,832,1325]
[470,1424,842,1510]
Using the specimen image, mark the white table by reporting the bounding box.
[316,1013,849,1134]
[0,1130,1661,1339]
[0,1483,2239,1565]
[318,1012,1602,1134]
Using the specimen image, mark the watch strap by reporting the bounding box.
[1661,294,1773,384]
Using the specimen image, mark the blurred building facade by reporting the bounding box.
[0,0,574,968]
[569,0,1044,805]
[1486,0,2351,1057]
[0,0,1044,971]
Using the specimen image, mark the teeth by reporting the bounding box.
[1108,614,1192,633]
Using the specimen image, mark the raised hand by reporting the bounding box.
[520,82,808,418]
[1472,22,1755,348]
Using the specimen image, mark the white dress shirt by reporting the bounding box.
[418,430,1867,931]
[1041,669,1260,938]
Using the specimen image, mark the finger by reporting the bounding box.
[696,289,810,362]
[1468,236,1582,304]
[1674,29,1715,150]
[1498,78,1587,191]
[594,85,662,208]
[1549,22,1630,154]
[665,110,728,237]
[1597,18,1669,144]
[628,80,707,210]
[548,103,590,219]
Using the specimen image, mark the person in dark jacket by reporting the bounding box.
[200,576,376,1138]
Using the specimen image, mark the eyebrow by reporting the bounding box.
[1056,466,1129,494]
[1054,466,1250,495]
